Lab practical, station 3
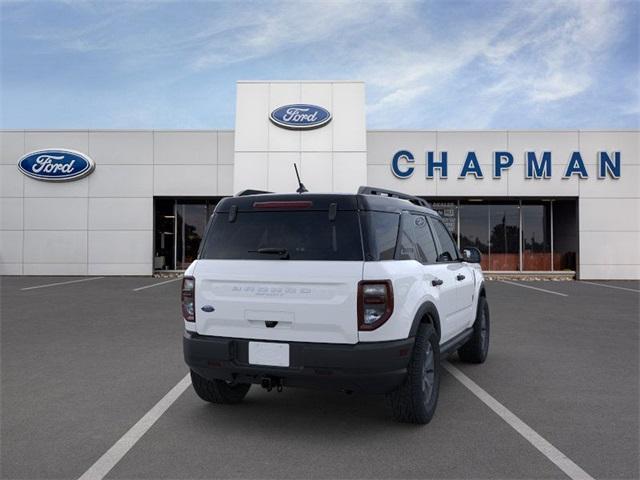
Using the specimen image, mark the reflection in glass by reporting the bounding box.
[459,203,489,270]
[553,199,578,270]
[489,203,520,270]
[522,202,551,271]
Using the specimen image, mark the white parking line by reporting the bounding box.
[77,373,191,480]
[133,278,181,292]
[499,280,568,297]
[580,281,640,293]
[444,363,594,480]
[21,277,104,291]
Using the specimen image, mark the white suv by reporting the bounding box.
[182,186,489,424]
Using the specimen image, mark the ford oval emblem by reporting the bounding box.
[270,104,331,130]
[17,149,95,182]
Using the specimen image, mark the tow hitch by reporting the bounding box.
[261,376,284,392]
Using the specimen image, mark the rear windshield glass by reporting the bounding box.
[200,211,363,261]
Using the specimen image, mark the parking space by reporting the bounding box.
[1,277,638,479]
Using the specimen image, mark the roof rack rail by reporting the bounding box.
[357,186,431,208]
[235,189,272,197]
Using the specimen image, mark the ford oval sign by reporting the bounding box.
[270,104,331,130]
[17,149,95,182]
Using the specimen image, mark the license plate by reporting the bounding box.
[248,341,290,367]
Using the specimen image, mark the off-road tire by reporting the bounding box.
[386,323,440,424]
[458,296,490,364]
[190,370,251,404]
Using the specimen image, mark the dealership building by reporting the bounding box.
[1,80,638,279]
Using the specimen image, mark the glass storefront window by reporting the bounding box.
[522,201,552,271]
[553,199,578,271]
[154,198,220,271]
[459,202,490,270]
[489,203,520,270]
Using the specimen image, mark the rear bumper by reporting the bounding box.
[183,332,414,394]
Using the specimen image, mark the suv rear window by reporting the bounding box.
[199,211,363,261]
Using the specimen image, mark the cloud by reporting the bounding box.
[1,0,636,129]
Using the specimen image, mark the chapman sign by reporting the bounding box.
[391,150,622,179]
[270,104,331,130]
[18,149,95,181]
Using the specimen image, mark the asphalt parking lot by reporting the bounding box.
[1,276,638,480]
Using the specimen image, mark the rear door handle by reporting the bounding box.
[456,274,466,281]
[432,278,443,286]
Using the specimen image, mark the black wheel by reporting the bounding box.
[190,370,251,404]
[386,323,441,424]
[458,296,490,364]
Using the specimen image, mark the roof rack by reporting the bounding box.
[235,189,272,197]
[357,186,432,209]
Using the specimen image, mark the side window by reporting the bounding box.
[429,217,459,262]
[412,215,438,263]
[396,213,420,261]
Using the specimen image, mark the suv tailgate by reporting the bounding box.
[194,260,362,344]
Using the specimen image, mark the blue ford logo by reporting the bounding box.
[270,104,331,130]
[17,149,95,182]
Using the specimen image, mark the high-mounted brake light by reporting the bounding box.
[253,201,313,209]
[181,276,195,322]
[358,280,394,331]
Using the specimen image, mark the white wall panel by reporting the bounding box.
[24,177,88,198]
[25,131,89,153]
[89,197,152,230]
[332,83,366,151]
[218,131,235,164]
[268,152,300,192]
[301,152,332,191]
[579,165,639,198]
[0,263,22,275]
[88,263,152,275]
[579,131,640,165]
[1,165,23,197]
[333,152,367,193]
[508,165,580,196]
[89,131,153,165]
[235,83,269,151]
[579,198,639,232]
[0,197,23,229]
[24,197,87,230]
[436,174,509,197]
[233,152,268,191]
[579,264,640,280]
[300,83,332,151]
[23,263,87,275]
[508,131,579,166]
[580,231,640,266]
[89,165,153,197]
[1,131,25,164]
[367,131,436,165]
[154,164,218,196]
[154,131,217,164]
[217,165,234,196]
[268,83,301,152]
[367,165,434,196]
[23,230,87,264]
[88,230,151,264]
[0,230,22,263]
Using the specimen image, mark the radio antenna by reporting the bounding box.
[294,163,308,193]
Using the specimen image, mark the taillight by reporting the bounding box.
[181,276,195,322]
[358,280,394,331]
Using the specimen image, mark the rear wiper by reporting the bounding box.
[249,247,290,259]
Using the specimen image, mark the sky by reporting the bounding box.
[1,0,638,129]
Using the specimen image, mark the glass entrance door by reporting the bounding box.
[154,198,220,271]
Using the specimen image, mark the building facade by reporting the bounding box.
[1,81,638,279]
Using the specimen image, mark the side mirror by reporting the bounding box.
[462,247,482,264]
